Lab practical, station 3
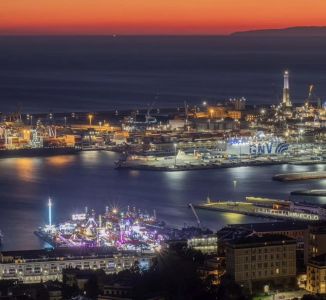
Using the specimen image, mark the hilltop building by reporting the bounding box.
[225,235,297,293]
[304,222,326,265]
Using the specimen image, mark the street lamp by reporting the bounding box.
[210,109,214,119]
[299,128,304,143]
[173,143,177,166]
[239,143,242,163]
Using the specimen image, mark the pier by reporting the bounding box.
[273,171,326,182]
[116,159,286,172]
[192,197,321,221]
[290,189,326,197]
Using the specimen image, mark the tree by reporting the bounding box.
[216,275,248,300]
[84,275,99,300]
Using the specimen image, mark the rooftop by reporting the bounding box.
[226,234,296,248]
[308,222,326,234]
[229,221,309,233]
[0,247,143,264]
[309,254,326,267]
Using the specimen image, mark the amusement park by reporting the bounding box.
[35,198,165,253]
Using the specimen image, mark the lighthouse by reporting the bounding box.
[282,70,292,107]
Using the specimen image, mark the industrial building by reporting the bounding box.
[187,234,218,254]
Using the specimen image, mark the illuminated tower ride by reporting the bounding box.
[48,198,52,227]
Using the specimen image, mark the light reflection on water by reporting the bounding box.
[221,212,246,224]
[15,158,38,182]
[45,155,75,167]
[0,151,325,250]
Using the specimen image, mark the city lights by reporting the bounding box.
[88,114,93,126]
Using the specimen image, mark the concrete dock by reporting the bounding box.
[290,189,326,197]
[192,198,320,221]
[273,171,326,182]
[116,159,286,171]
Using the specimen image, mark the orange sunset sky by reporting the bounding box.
[0,0,325,35]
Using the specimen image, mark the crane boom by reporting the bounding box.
[189,203,201,227]
[308,84,314,99]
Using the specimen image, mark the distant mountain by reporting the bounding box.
[231,26,326,37]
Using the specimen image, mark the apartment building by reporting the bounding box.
[225,235,297,293]
[306,253,326,294]
[0,248,153,284]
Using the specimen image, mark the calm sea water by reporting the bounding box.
[1,36,326,113]
[0,151,325,250]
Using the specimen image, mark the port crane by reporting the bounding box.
[48,126,57,138]
[6,103,22,123]
[127,102,157,128]
[145,101,157,124]
[184,101,189,125]
[305,84,314,108]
